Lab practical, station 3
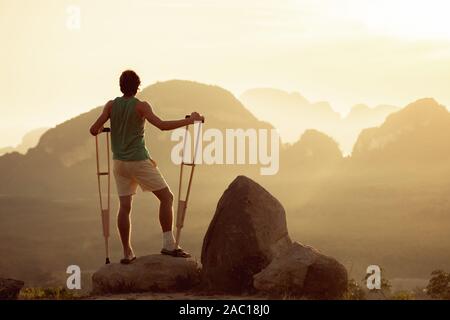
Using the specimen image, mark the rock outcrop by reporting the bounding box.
[92,254,200,294]
[253,242,348,299]
[0,278,24,300]
[200,176,347,299]
[201,176,292,293]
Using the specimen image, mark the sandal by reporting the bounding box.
[120,256,137,264]
[161,248,191,258]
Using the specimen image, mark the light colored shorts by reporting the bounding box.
[113,159,169,196]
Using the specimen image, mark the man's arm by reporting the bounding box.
[137,101,204,131]
[89,101,113,136]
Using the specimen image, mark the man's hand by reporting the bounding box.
[89,101,112,136]
[90,126,104,136]
[189,112,205,124]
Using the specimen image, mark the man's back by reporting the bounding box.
[110,96,150,161]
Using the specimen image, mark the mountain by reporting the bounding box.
[0,127,48,156]
[282,130,342,169]
[0,146,14,155]
[346,104,399,124]
[239,88,398,154]
[352,98,450,164]
[336,104,399,156]
[240,88,341,144]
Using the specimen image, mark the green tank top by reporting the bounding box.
[110,96,150,161]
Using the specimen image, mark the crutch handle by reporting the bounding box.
[185,115,205,123]
[101,127,111,133]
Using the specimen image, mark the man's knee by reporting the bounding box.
[153,187,174,204]
[160,189,174,204]
[164,190,174,204]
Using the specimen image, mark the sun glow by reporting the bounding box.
[345,0,450,39]
[3,0,450,148]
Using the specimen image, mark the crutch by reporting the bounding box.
[95,127,111,264]
[175,116,204,248]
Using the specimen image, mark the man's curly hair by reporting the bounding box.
[120,70,141,96]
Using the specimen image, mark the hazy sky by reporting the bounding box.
[2,0,450,147]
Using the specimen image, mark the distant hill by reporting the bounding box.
[352,98,450,164]
[0,127,48,156]
[346,104,399,124]
[282,129,342,170]
[0,146,14,155]
[240,88,341,144]
[240,88,398,154]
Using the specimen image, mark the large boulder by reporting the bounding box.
[92,254,200,294]
[201,176,292,293]
[253,242,348,299]
[0,278,24,300]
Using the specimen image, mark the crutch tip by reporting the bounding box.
[105,258,111,264]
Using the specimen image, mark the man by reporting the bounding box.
[89,70,204,263]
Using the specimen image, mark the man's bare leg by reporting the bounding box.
[153,187,178,250]
[153,187,174,233]
[117,195,135,259]
[153,187,190,257]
